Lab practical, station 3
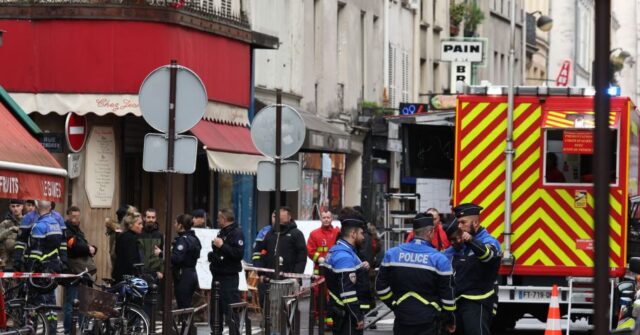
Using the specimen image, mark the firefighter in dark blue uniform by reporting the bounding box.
[171,213,202,308]
[322,213,370,335]
[376,213,456,334]
[445,204,501,335]
[208,208,245,333]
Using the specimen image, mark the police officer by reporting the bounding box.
[208,208,244,333]
[171,213,202,309]
[446,203,501,335]
[322,211,371,335]
[376,213,456,334]
[25,200,68,330]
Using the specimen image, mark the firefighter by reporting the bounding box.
[447,203,501,335]
[376,213,456,334]
[307,209,340,327]
[322,213,370,335]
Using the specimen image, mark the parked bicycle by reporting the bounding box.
[1,275,64,335]
[76,274,151,335]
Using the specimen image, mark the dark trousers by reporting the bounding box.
[209,274,240,333]
[393,322,438,335]
[331,310,361,335]
[174,268,198,309]
[456,299,493,335]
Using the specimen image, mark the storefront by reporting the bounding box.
[0,87,67,204]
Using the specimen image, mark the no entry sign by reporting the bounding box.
[65,113,87,153]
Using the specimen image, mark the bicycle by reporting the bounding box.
[76,275,151,335]
[1,276,63,335]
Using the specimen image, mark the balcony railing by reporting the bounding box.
[0,0,251,39]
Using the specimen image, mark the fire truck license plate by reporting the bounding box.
[515,289,551,301]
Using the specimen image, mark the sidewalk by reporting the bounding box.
[191,296,395,335]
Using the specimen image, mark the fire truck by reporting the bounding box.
[453,85,640,330]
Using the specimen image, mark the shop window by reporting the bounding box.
[299,153,346,220]
[543,128,618,185]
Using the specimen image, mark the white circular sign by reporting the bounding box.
[250,105,306,159]
[139,64,207,134]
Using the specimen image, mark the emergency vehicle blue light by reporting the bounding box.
[607,86,621,96]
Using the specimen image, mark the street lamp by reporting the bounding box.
[609,48,632,85]
[530,11,553,32]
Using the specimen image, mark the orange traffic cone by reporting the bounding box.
[545,284,561,335]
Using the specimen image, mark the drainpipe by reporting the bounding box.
[503,0,516,269]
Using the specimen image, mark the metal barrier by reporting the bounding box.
[228,302,251,335]
[268,279,298,334]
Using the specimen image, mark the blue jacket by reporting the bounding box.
[376,238,456,326]
[26,212,67,273]
[322,239,371,322]
[445,227,501,307]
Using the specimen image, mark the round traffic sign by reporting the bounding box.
[65,113,87,153]
[250,104,306,159]
[138,64,207,134]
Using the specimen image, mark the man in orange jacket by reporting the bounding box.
[307,209,340,327]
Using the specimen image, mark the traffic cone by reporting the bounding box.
[545,284,561,335]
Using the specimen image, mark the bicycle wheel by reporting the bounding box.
[29,311,51,335]
[117,305,150,335]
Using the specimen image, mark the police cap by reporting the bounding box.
[453,203,483,218]
[340,214,366,230]
[412,213,434,230]
[9,199,24,205]
[443,218,459,237]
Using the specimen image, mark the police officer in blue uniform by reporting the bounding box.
[445,203,501,335]
[208,208,245,333]
[376,213,456,335]
[25,200,68,330]
[322,212,370,335]
[171,213,202,309]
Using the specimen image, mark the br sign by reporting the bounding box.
[441,40,484,63]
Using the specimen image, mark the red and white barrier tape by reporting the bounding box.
[0,272,81,279]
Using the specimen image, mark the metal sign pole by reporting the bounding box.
[593,2,611,334]
[162,59,178,333]
[274,89,282,280]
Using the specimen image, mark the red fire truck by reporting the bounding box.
[453,85,639,330]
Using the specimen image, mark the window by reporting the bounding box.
[389,43,396,107]
[543,128,618,185]
[402,51,410,103]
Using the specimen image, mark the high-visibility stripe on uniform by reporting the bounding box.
[313,252,320,262]
[29,249,59,261]
[379,291,393,301]
[457,289,495,301]
[392,291,442,312]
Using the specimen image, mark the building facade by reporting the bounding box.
[0,0,270,274]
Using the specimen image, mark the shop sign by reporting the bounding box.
[562,131,593,154]
[0,169,64,202]
[39,133,64,153]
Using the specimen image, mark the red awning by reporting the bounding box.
[191,120,261,155]
[0,101,66,202]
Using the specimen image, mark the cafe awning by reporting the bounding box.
[190,120,264,175]
[0,87,67,202]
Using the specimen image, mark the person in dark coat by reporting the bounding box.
[171,214,202,309]
[112,208,144,282]
[208,208,245,332]
[254,207,307,309]
[254,206,307,280]
[63,205,97,334]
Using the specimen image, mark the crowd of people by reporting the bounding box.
[0,199,500,335]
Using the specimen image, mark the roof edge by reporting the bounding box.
[0,86,42,136]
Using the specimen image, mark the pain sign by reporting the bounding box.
[441,40,484,63]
